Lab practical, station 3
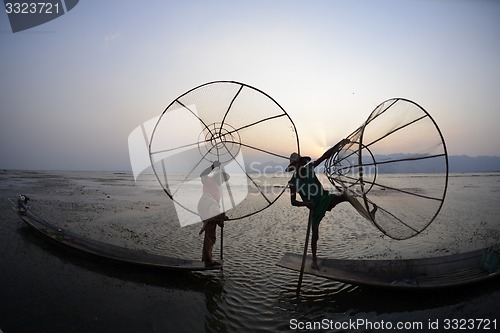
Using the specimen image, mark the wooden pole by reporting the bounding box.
[220,223,224,261]
[297,209,313,295]
[219,164,235,262]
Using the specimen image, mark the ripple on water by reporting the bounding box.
[6,171,499,332]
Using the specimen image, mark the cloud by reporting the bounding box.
[104,32,119,46]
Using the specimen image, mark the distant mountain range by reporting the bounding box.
[245,155,500,174]
[372,154,500,173]
[448,155,500,173]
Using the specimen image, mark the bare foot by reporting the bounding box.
[311,261,319,270]
[205,260,222,267]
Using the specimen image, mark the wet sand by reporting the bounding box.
[1,170,499,332]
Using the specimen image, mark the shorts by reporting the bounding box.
[311,193,345,227]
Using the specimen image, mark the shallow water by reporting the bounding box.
[1,170,499,332]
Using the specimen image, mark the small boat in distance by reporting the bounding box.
[277,247,500,289]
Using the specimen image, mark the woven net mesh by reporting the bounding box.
[325,98,448,240]
[149,81,299,226]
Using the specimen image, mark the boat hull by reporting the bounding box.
[277,249,500,289]
[11,206,220,271]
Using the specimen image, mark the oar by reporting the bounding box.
[297,209,313,295]
[220,222,224,261]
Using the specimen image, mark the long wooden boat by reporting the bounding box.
[9,200,220,271]
[277,247,500,289]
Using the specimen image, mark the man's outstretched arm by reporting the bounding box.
[200,160,221,178]
[313,138,350,168]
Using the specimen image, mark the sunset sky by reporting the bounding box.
[1,0,499,171]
